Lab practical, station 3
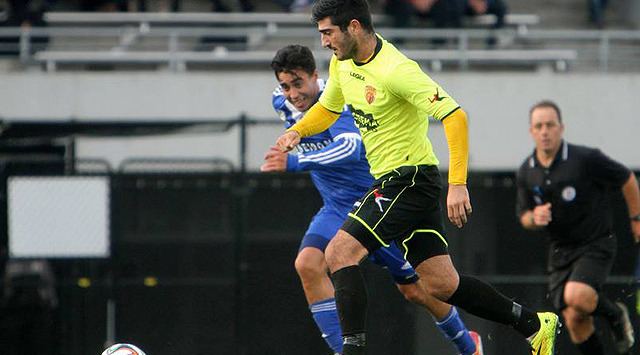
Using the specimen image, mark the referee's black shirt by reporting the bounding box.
[516,141,630,247]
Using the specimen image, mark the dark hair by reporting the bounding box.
[312,0,374,33]
[529,100,562,123]
[270,45,316,76]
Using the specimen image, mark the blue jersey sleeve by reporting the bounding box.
[272,87,294,127]
[287,110,365,172]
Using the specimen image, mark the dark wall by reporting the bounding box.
[1,171,637,355]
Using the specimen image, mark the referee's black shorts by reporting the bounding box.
[548,235,617,310]
[340,165,449,268]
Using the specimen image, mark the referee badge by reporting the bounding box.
[365,85,376,104]
[562,186,576,202]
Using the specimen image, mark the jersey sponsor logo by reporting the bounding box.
[561,186,576,201]
[350,72,365,81]
[428,88,447,103]
[365,85,377,104]
[348,104,379,132]
[373,189,392,212]
[297,139,332,153]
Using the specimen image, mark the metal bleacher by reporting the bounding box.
[1,11,638,72]
[43,11,540,31]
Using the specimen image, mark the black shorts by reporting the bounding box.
[340,165,449,268]
[548,235,617,310]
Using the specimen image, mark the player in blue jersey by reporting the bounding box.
[261,44,482,355]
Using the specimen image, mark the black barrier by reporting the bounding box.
[0,165,637,355]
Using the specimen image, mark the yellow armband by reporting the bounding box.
[287,102,341,137]
[442,108,469,185]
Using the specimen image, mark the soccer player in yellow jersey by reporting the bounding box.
[276,1,560,354]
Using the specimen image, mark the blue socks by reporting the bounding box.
[435,306,477,355]
[310,298,343,354]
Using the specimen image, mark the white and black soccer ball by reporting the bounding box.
[101,343,146,355]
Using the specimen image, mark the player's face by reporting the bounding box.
[318,17,358,61]
[529,107,564,153]
[277,68,320,112]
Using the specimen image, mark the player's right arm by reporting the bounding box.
[288,109,365,171]
[387,61,470,227]
[276,103,340,151]
[515,167,551,230]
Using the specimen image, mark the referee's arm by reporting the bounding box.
[622,172,640,242]
[519,209,548,231]
[515,172,548,231]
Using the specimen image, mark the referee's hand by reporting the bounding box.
[447,184,472,228]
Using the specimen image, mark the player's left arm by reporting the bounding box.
[622,173,640,242]
[587,149,640,242]
[387,61,471,228]
[442,109,472,229]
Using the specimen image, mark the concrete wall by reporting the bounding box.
[1,71,639,171]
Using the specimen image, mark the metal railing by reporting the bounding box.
[1,25,639,72]
[43,11,540,31]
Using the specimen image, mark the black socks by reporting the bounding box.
[447,274,540,337]
[332,265,368,339]
[593,295,622,324]
[577,332,604,355]
[332,265,368,355]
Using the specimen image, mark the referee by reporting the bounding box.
[516,100,640,355]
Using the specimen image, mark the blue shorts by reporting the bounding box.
[300,206,419,285]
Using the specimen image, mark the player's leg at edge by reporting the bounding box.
[328,230,563,355]
[295,236,344,354]
[370,243,478,355]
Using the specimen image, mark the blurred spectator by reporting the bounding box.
[384,0,464,46]
[79,0,127,12]
[588,0,608,28]
[132,0,181,12]
[80,0,181,12]
[0,0,53,57]
[211,0,254,12]
[4,0,56,26]
[465,0,508,47]
[384,0,464,29]
[464,0,507,30]
[289,0,313,13]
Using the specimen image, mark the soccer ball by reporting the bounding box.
[101,343,146,355]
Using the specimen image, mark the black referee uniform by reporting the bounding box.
[516,140,631,310]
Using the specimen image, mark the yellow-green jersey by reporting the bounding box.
[319,35,460,179]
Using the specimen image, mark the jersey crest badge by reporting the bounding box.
[365,85,377,104]
[562,186,576,202]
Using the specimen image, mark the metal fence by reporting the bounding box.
[1,24,640,72]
